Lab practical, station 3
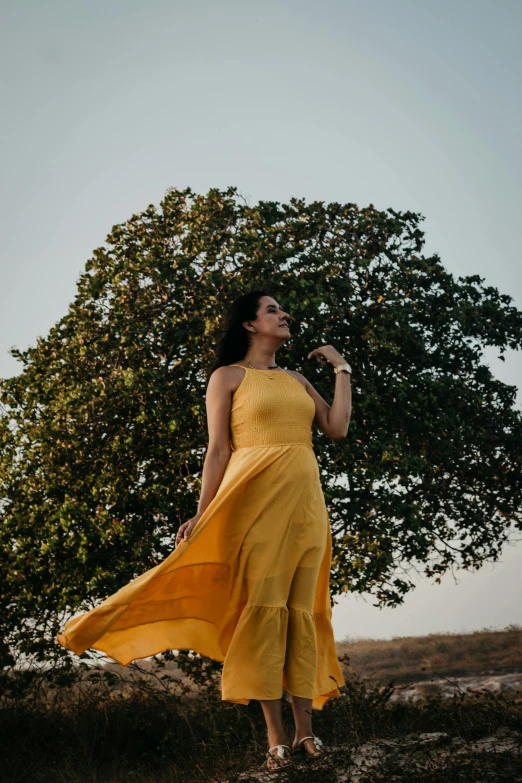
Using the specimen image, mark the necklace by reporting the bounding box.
[247,358,280,379]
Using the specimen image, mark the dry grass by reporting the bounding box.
[336,624,522,684]
[1,626,521,782]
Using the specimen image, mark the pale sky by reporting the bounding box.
[1,0,521,641]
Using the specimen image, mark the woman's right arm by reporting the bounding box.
[175,367,234,546]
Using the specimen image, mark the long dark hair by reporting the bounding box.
[205,290,269,382]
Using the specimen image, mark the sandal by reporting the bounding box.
[292,735,325,759]
[265,744,293,772]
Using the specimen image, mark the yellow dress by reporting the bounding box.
[57,365,346,709]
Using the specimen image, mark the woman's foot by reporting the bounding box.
[292,734,325,758]
[265,743,293,771]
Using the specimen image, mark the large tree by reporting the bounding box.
[1,185,521,669]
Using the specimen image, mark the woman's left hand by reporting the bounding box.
[307,345,347,367]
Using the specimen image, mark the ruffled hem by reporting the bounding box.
[220,604,344,710]
[58,603,345,710]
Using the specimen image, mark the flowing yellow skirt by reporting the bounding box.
[58,443,345,709]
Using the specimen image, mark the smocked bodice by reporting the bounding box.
[228,365,316,450]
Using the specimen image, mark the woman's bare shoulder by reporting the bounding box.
[207,365,246,395]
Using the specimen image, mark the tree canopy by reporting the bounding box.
[1,185,521,669]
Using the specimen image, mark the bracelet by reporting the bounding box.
[333,361,352,375]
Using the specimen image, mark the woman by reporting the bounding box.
[57,290,352,772]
